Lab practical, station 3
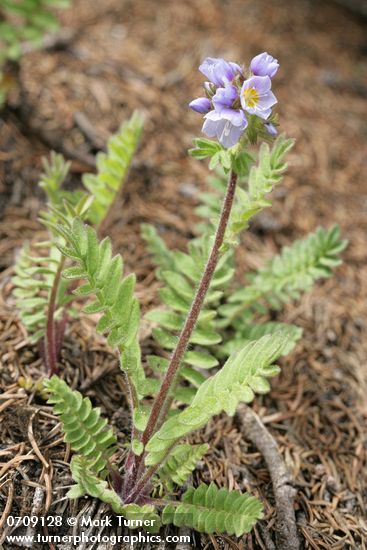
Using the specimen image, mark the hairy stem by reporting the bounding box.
[55,310,68,358]
[142,169,238,442]
[126,371,139,444]
[45,257,65,375]
[125,169,238,493]
[124,463,160,504]
[154,373,180,431]
[125,443,176,504]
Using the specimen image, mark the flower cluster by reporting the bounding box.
[189,53,279,148]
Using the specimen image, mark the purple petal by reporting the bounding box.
[258,90,277,110]
[199,58,218,85]
[242,75,272,95]
[202,110,223,137]
[212,85,238,111]
[229,61,243,75]
[204,109,222,122]
[219,107,247,127]
[265,123,278,136]
[240,76,277,119]
[254,107,273,120]
[202,118,221,138]
[219,122,245,148]
[199,57,241,86]
[250,52,279,78]
[203,109,247,148]
[189,97,211,113]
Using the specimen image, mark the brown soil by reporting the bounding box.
[0,0,366,548]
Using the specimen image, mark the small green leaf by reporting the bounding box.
[132,439,144,456]
[189,138,222,159]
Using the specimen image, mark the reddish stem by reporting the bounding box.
[45,258,65,375]
[124,169,238,494]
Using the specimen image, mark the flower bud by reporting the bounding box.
[250,52,279,78]
[189,97,211,114]
[204,81,216,98]
[265,122,278,136]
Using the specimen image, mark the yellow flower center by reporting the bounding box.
[243,87,259,108]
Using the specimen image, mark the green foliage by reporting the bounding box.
[188,138,222,160]
[83,111,144,225]
[142,225,235,402]
[195,168,228,232]
[38,152,73,207]
[158,443,209,491]
[44,376,117,476]
[45,370,261,537]
[38,120,346,539]
[189,137,254,176]
[45,368,261,535]
[12,191,88,342]
[12,164,90,344]
[12,243,69,343]
[52,217,150,398]
[59,218,140,351]
[220,322,303,358]
[192,136,294,246]
[140,224,176,274]
[13,112,144,348]
[189,138,233,172]
[69,456,161,532]
[221,225,347,325]
[0,0,69,64]
[162,482,263,536]
[146,333,286,464]
[225,136,294,247]
[195,137,294,239]
[191,144,346,357]
[12,152,81,344]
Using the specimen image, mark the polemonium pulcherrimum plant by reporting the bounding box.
[42,52,345,537]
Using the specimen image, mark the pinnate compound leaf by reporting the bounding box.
[188,138,222,160]
[142,225,233,398]
[56,218,148,399]
[220,322,303,358]
[224,225,348,322]
[44,376,117,476]
[162,482,263,536]
[146,332,287,463]
[83,111,144,225]
[155,444,209,489]
[226,136,295,244]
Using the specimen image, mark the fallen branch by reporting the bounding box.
[23,487,44,548]
[237,405,299,550]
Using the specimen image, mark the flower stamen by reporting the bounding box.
[243,87,259,108]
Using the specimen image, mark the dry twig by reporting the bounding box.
[237,405,300,550]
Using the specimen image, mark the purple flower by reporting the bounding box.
[189,97,211,113]
[250,52,279,78]
[202,108,248,148]
[212,84,238,112]
[241,76,277,120]
[199,57,242,87]
[190,54,279,148]
[265,122,278,136]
